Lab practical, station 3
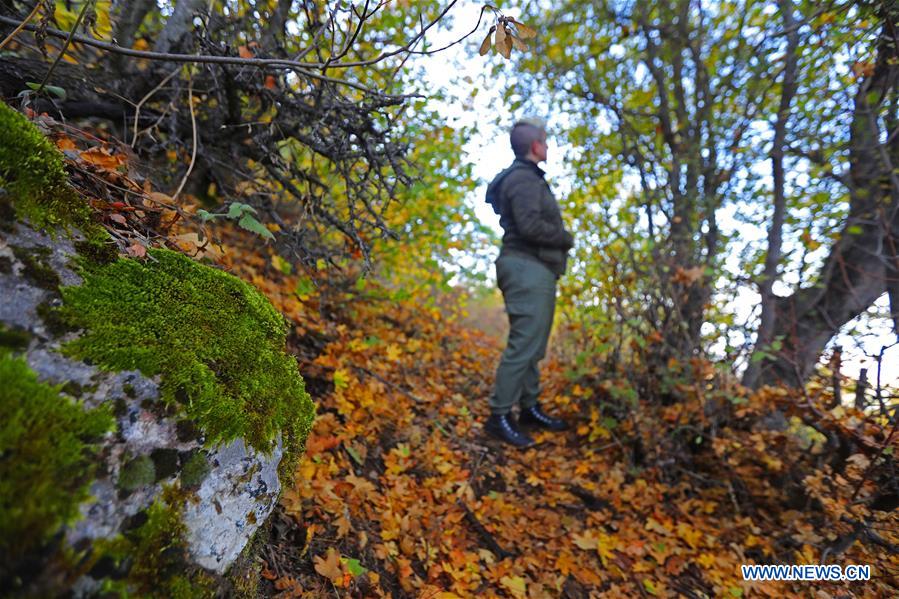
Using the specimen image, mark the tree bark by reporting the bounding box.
[743,0,801,388]
[755,6,899,388]
[261,0,294,55]
[111,0,154,50]
[153,0,206,54]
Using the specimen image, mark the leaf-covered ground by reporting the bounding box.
[214,233,898,598]
[40,123,899,598]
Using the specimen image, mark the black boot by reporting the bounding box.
[519,404,569,431]
[484,413,535,448]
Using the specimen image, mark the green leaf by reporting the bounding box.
[26,82,67,100]
[237,213,274,240]
[227,202,255,219]
[345,445,363,465]
[196,209,214,222]
[342,557,367,577]
[295,277,315,298]
[847,225,863,235]
[729,587,744,597]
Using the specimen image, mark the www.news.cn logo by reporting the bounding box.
[741,564,871,581]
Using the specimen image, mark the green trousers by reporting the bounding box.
[490,253,557,415]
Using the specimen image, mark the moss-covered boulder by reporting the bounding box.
[0,103,315,595]
[58,248,314,471]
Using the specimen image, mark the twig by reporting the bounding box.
[131,67,179,147]
[0,1,41,51]
[0,15,419,96]
[171,70,197,201]
[36,0,91,96]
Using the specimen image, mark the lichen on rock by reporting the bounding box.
[57,248,314,475]
[0,349,114,588]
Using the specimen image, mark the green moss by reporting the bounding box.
[0,324,30,351]
[37,299,77,337]
[93,488,216,598]
[118,455,156,493]
[0,349,114,583]
[58,249,315,467]
[180,451,210,489]
[74,237,119,266]
[11,245,61,291]
[0,102,99,237]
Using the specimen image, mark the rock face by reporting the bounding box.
[0,224,288,592]
[0,98,313,597]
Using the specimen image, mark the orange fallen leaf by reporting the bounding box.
[56,136,77,150]
[80,146,125,170]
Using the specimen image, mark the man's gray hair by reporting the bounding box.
[510,117,546,159]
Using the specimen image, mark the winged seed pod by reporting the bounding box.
[479,25,496,56]
[494,18,506,47]
[510,18,537,39]
[479,15,536,59]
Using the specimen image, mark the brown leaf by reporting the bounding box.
[55,136,77,151]
[126,241,147,259]
[80,146,125,170]
[238,45,253,58]
[851,61,875,78]
[672,266,705,286]
[313,548,343,584]
[109,213,128,226]
[264,74,278,89]
[511,18,537,39]
[478,28,493,56]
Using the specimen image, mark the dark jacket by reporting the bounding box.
[485,159,574,277]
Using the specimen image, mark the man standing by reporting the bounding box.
[483,118,573,448]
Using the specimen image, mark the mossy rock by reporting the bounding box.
[0,101,99,238]
[0,349,114,586]
[57,248,314,475]
[92,487,216,598]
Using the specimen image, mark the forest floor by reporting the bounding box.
[223,231,898,598]
[44,121,899,598]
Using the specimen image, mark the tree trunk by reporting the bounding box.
[743,0,801,388]
[111,0,154,50]
[755,7,899,388]
[153,0,206,54]
[261,0,294,55]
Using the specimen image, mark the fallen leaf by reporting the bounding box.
[500,575,527,597]
[80,146,125,170]
[313,548,344,585]
[126,241,147,258]
[55,136,77,150]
